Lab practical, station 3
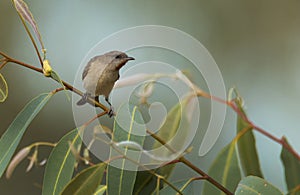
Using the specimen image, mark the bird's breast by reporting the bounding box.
[83,69,119,97]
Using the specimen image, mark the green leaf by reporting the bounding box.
[152,97,191,179]
[50,71,70,101]
[107,104,146,195]
[61,163,107,195]
[202,142,241,195]
[0,73,8,102]
[280,137,300,193]
[133,171,157,195]
[160,179,194,195]
[235,95,263,177]
[0,93,52,178]
[235,176,284,195]
[42,129,82,195]
[94,185,107,195]
[13,0,44,49]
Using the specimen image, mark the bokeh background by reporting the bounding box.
[1,0,300,194]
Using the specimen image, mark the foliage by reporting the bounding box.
[0,1,299,194]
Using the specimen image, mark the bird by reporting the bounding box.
[77,51,135,117]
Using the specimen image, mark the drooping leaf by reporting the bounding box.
[235,176,283,195]
[160,179,194,195]
[12,0,44,50]
[235,92,263,177]
[280,137,300,193]
[107,104,146,195]
[42,129,82,195]
[0,73,8,102]
[0,93,52,178]
[202,142,241,195]
[61,163,106,195]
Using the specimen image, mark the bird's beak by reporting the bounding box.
[126,57,135,61]
[116,56,135,70]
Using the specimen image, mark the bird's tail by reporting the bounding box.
[77,93,88,105]
[76,98,86,105]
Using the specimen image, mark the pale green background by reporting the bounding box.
[1,0,300,194]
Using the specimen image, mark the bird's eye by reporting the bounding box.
[115,54,122,59]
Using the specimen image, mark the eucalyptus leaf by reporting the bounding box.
[0,93,52,178]
[235,93,263,177]
[61,163,106,195]
[42,129,81,195]
[280,137,300,193]
[133,171,157,195]
[107,104,146,195]
[152,97,190,179]
[202,143,241,195]
[235,176,283,195]
[13,0,44,49]
[0,73,8,102]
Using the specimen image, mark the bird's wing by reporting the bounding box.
[82,56,101,80]
[82,62,91,80]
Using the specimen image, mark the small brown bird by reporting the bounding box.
[77,51,135,117]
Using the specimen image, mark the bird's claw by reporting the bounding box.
[108,106,115,118]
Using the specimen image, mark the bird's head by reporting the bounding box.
[105,51,135,70]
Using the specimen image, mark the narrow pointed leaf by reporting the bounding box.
[61,163,106,195]
[202,143,241,194]
[13,0,44,49]
[107,104,146,195]
[42,129,82,195]
[0,73,8,102]
[235,176,283,195]
[280,137,300,192]
[235,98,263,177]
[0,93,52,178]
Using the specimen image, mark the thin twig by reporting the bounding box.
[0,51,110,114]
[230,101,300,161]
[0,59,8,70]
[146,129,233,195]
[83,111,107,127]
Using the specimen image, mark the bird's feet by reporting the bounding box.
[108,106,115,118]
[77,93,90,105]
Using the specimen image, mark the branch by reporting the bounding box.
[0,51,110,115]
[229,101,300,161]
[146,129,233,195]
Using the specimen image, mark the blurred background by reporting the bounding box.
[0,0,300,194]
